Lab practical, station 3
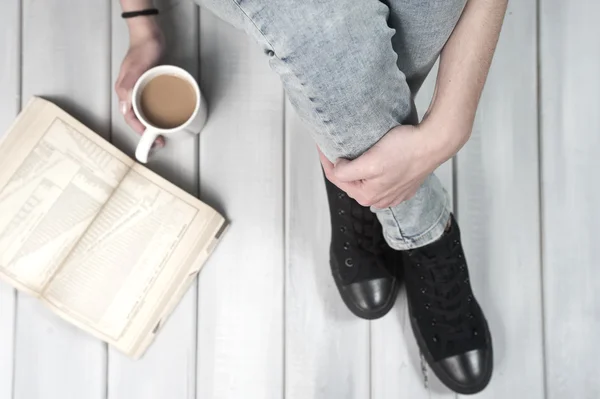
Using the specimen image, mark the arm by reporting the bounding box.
[324,0,509,208]
[426,0,509,161]
[115,0,166,140]
[120,0,163,43]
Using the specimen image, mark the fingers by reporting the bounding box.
[116,68,164,149]
[115,65,137,103]
[318,147,362,197]
[317,146,334,175]
[154,136,166,148]
[123,108,165,148]
[319,146,414,208]
[115,82,134,122]
[350,179,409,208]
[115,70,141,133]
[318,147,382,207]
[333,149,383,183]
[372,197,395,209]
[348,180,383,207]
[115,67,141,129]
[123,104,145,134]
[372,189,418,209]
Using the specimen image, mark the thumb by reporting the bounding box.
[119,97,132,117]
[317,146,334,175]
[115,72,138,115]
[333,150,381,182]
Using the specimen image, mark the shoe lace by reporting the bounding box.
[336,192,389,272]
[408,238,474,343]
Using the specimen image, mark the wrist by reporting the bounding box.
[121,0,155,12]
[127,17,164,45]
[420,107,474,166]
[121,0,162,43]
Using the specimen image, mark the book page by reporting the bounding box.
[0,98,132,293]
[42,164,225,344]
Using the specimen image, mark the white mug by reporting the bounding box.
[132,65,207,163]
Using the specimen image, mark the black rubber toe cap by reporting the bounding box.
[340,277,398,320]
[437,348,493,394]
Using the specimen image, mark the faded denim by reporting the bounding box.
[195,0,467,250]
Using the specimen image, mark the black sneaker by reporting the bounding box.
[403,214,493,394]
[323,175,401,320]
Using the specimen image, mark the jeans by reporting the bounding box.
[195,0,467,250]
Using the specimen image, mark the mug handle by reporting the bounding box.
[135,128,161,164]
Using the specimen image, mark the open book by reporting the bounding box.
[0,97,227,359]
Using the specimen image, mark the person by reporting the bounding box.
[116,0,508,394]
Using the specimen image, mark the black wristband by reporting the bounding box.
[122,8,159,19]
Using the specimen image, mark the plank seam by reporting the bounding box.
[17,0,23,108]
[452,156,458,218]
[535,0,549,397]
[282,91,287,399]
[10,291,17,399]
[11,0,24,397]
[369,321,372,399]
[107,0,113,145]
[105,2,112,397]
[451,158,458,399]
[194,6,201,399]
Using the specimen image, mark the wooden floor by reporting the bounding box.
[1,0,598,398]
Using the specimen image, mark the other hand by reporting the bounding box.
[114,21,166,146]
[319,123,449,209]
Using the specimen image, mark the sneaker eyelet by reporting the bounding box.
[344,258,354,267]
[458,253,463,259]
[473,328,479,336]
[424,303,430,310]
[337,209,345,215]
[432,335,438,343]
[467,295,473,303]
[420,288,427,294]
[337,193,345,199]
[416,263,421,268]
[340,226,346,233]
[343,242,350,250]
[419,275,424,280]
[453,239,460,245]
[468,312,474,319]
[431,319,436,326]
[464,277,470,284]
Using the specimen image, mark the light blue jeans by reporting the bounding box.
[195,0,467,250]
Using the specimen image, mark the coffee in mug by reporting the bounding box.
[140,74,197,129]
[131,65,208,164]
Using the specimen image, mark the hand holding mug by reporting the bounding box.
[114,18,166,146]
[130,65,207,163]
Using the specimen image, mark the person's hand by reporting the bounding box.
[319,123,452,209]
[114,19,166,146]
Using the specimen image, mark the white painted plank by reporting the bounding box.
[455,2,544,398]
[196,11,284,399]
[540,2,600,398]
[15,1,110,398]
[107,1,199,398]
[371,64,457,399]
[0,2,20,396]
[0,0,20,133]
[284,99,370,399]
